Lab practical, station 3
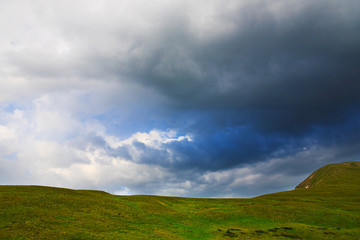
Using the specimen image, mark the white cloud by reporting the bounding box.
[0,93,356,197]
[117,129,192,149]
[0,92,192,193]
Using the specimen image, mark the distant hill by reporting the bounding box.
[296,161,360,189]
[1,161,359,239]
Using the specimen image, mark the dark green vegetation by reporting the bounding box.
[1,162,359,239]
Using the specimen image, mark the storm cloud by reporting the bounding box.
[0,0,359,197]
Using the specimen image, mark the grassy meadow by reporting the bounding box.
[0,162,359,239]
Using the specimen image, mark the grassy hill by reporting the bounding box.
[1,162,359,239]
[296,161,360,189]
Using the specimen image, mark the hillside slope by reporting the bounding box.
[0,162,359,239]
[296,161,360,189]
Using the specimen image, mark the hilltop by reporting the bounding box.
[296,161,360,189]
[0,161,359,239]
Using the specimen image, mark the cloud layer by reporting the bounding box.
[1,0,360,197]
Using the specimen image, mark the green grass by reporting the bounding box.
[0,161,359,239]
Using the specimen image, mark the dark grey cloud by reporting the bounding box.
[5,1,360,135]
[118,0,360,134]
[1,0,360,197]
[111,0,360,175]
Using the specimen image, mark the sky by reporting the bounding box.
[0,0,360,198]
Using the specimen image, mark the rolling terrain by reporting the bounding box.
[0,161,359,239]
